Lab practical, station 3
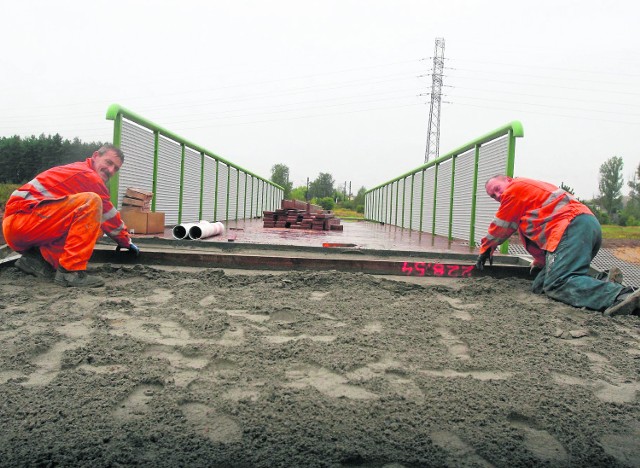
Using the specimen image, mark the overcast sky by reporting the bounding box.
[2,0,639,199]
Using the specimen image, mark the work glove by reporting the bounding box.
[116,242,140,258]
[475,249,493,270]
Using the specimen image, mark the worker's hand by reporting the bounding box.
[529,260,544,274]
[475,249,493,270]
[116,242,140,258]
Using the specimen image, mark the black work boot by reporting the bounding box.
[54,266,105,288]
[604,286,640,317]
[15,248,55,279]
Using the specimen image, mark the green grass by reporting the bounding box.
[0,184,19,209]
[332,207,365,219]
[600,225,640,240]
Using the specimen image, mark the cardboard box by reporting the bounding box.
[121,209,165,234]
[147,212,165,234]
[125,187,154,201]
[122,196,151,212]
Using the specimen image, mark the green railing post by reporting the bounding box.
[199,152,205,220]
[409,173,414,230]
[250,178,255,218]
[400,178,406,228]
[419,170,425,232]
[431,164,439,235]
[448,156,456,240]
[394,181,400,226]
[213,160,219,221]
[108,112,122,207]
[243,173,248,219]
[225,166,231,221]
[178,144,185,224]
[151,131,159,212]
[469,144,481,247]
[235,169,240,220]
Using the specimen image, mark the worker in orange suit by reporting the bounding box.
[475,175,639,316]
[2,144,139,287]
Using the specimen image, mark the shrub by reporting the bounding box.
[318,197,335,211]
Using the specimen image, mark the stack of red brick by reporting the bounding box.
[263,200,343,231]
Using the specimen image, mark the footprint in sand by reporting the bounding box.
[553,372,638,404]
[309,291,330,301]
[285,363,378,400]
[507,412,568,463]
[599,424,640,467]
[436,327,470,360]
[179,402,242,443]
[430,431,494,467]
[21,337,89,387]
[105,311,200,346]
[264,332,336,344]
[112,384,163,421]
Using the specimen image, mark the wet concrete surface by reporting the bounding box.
[144,218,480,256]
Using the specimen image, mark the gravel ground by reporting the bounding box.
[0,264,639,467]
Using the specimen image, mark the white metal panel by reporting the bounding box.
[402,176,412,228]
[246,176,254,217]
[370,190,376,221]
[389,181,397,225]
[202,156,217,221]
[238,172,247,219]
[385,183,391,224]
[228,167,238,220]
[381,187,387,223]
[411,172,423,230]
[277,188,284,210]
[256,180,263,215]
[434,160,453,237]
[475,137,509,244]
[451,149,475,241]
[253,178,259,217]
[254,179,260,216]
[216,162,228,221]
[422,167,436,233]
[155,136,181,226]
[118,120,155,207]
[182,148,201,223]
[370,190,377,221]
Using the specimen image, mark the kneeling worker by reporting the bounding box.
[475,175,639,317]
[2,144,139,287]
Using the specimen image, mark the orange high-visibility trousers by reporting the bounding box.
[2,192,102,271]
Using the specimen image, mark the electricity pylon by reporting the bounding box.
[424,38,445,163]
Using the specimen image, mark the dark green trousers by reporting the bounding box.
[531,214,622,311]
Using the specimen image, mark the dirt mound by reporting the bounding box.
[1,265,638,466]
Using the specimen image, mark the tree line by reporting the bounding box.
[0,134,105,184]
[270,163,367,212]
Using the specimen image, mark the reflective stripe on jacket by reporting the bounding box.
[480,178,593,263]
[4,158,131,247]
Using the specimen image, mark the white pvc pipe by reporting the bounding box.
[172,222,199,239]
[188,220,225,240]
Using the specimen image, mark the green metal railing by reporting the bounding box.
[106,104,283,223]
[365,121,523,253]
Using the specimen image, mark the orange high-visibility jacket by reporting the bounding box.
[5,158,131,247]
[480,178,593,264]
